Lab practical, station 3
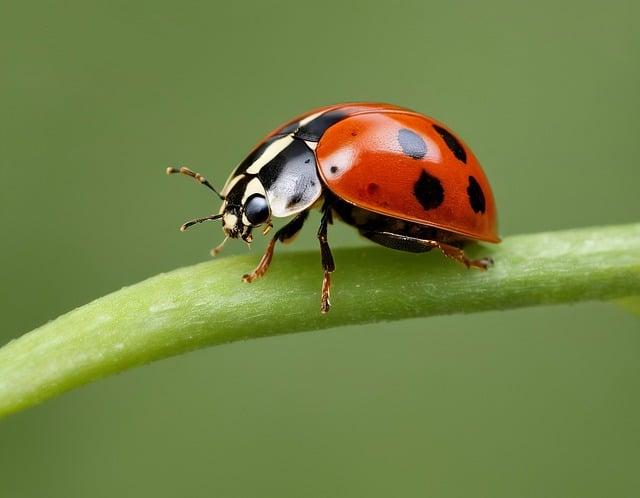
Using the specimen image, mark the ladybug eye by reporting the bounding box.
[244,194,270,226]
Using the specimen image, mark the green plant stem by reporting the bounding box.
[1,223,639,418]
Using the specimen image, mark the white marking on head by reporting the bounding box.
[245,135,294,174]
[223,212,238,228]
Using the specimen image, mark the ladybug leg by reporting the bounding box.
[362,231,492,270]
[431,241,493,270]
[242,210,309,283]
[317,205,335,314]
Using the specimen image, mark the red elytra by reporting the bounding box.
[315,107,500,243]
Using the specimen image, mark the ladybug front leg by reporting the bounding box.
[363,231,493,270]
[242,210,309,283]
[317,205,335,314]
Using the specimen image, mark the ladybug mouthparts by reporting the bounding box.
[221,203,253,243]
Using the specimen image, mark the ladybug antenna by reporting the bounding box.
[179,213,223,232]
[167,166,225,200]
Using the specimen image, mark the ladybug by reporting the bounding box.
[168,103,499,313]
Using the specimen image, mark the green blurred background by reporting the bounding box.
[1,1,639,496]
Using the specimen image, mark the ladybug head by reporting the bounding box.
[219,176,272,243]
[167,167,272,253]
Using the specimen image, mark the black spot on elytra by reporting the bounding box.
[467,176,486,213]
[330,166,339,174]
[398,128,427,159]
[413,170,444,211]
[433,124,467,164]
[366,183,379,195]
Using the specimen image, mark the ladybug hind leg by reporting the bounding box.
[242,210,309,283]
[361,230,493,270]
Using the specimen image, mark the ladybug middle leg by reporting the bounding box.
[242,210,309,283]
[362,231,493,270]
[317,203,336,314]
